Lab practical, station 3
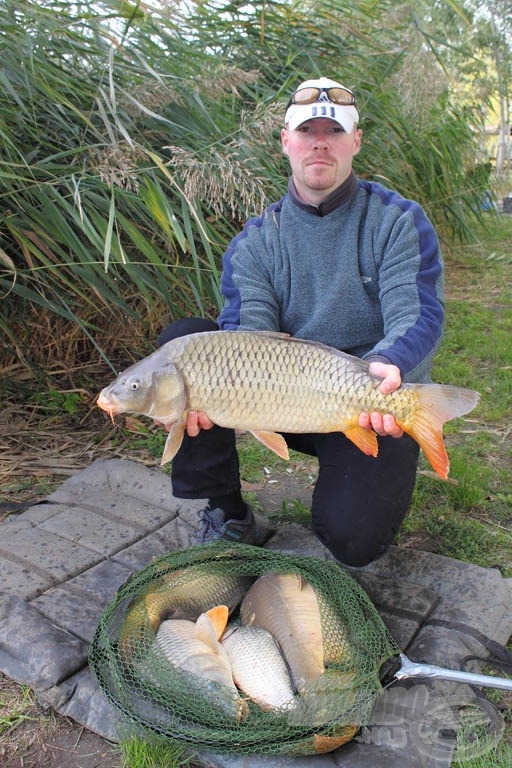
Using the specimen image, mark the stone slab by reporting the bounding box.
[0,593,88,689]
[0,524,100,598]
[48,487,177,531]
[38,506,141,556]
[31,559,133,643]
[48,458,177,512]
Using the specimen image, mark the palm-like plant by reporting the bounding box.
[0,0,490,374]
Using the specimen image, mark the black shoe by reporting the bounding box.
[196,504,259,545]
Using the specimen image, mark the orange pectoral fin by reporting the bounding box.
[343,424,379,457]
[250,430,290,460]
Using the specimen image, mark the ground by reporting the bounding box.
[0,673,121,768]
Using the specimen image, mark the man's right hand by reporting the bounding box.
[153,410,214,436]
[185,410,215,436]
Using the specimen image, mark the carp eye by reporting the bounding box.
[127,378,140,391]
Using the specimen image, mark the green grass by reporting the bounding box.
[237,435,291,484]
[392,212,512,576]
[117,732,193,768]
[0,683,37,737]
[455,740,512,767]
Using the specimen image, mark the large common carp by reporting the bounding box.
[97,330,480,479]
[154,605,245,721]
[240,571,326,693]
[238,571,357,728]
[221,624,297,711]
[118,565,253,661]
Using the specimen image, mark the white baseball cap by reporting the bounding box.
[284,77,359,133]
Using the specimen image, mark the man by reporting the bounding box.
[157,77,444,566]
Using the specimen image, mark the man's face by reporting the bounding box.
[281,118,362,205]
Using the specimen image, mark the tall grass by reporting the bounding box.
[0,0,494,377]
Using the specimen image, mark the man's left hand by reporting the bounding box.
[358,362,404,438]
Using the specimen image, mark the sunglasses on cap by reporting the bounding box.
[287,86,357,109]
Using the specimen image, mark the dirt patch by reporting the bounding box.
[0,675,121,768]
[243,454,317,516]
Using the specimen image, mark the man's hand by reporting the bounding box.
[358,362,404,438]
[153,410,214,436]
[185,410,214,437]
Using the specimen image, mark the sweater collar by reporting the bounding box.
[288,171,358,216]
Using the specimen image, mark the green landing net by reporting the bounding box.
[89,542,398,756]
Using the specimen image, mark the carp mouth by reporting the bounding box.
[96,391,117,424]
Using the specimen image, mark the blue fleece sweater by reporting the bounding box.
[218,174,444,382]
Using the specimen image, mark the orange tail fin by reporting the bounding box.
[402,384,480,479]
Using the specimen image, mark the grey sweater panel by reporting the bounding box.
[219,179,444,382]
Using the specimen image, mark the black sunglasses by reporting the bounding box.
[287,86,357,110]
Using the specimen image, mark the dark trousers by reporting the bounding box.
[158,318,420,567]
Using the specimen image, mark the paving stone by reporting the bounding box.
[38,506,142,557]
[0,554,52,600]
[0,525,100,594]
[112,517,198,570]
[48,487,177,531]
[31,560,132,643]
[0,594,88,688]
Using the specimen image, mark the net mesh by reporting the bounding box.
[89,542,400,756]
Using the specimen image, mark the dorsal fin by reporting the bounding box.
[195,605,229,648]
